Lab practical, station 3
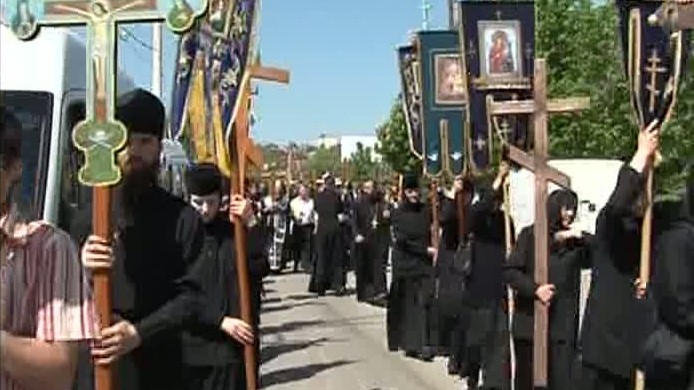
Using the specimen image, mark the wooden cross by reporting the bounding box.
[487,58,589,388]
[645,49,668,113]
[7,2,205,390]
[229,60,289,390]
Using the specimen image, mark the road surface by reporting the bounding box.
[258,272,465,390]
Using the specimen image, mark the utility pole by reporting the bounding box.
[421,0,431,30]
[151,22,162,98]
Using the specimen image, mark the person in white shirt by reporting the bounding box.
[289,184,315,272]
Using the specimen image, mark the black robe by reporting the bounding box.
[310,187,345,294]
[387,200,434,357]
[505,189,591,390]
[70,185,205,390]
[646,217,694,390]
[352,194,387,301]
[182,217,268,390]
[466,183,512,389]
[579,165,650,388]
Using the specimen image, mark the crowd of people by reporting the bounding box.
[0,88,692,390]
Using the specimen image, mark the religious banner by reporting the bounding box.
[458,0,534,172]
[416,29,467,176]
[171,0,258,176]
[616,0,690,130]
[397,43,424,159]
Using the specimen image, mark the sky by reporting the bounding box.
[115,0,449,144]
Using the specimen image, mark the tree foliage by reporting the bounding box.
[537,0,694,195]
[306,145,341,176]
[376,96,423,175]
[349,142,378,182]
[379,1,694,194]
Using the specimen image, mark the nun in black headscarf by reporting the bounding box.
[504,188,592,390]
[644,167,694,390]
[386,173,438,360]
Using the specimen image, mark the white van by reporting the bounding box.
[0,24,135,231]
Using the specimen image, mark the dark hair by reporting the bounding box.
[1,106,22,169]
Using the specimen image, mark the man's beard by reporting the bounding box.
[121,159,159,209]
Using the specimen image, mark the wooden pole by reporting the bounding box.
[230,82,259,390]
[634,164,654,390]
[502,176,517,390]
[429,180,440,248]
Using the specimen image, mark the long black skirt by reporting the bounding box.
[183,363,246,390]
[387,275,434,355]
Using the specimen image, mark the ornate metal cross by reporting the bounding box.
[644,48,668,113]
[4,1,206,389]
[487,59,589,388]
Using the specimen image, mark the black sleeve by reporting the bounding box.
[439,198,457,225]
[247,224,270,279]
[654,225,694,338]
[603,165,645,221]
[470,185,500,233]
[504,227,537,299]
[393,209,428,257]
[135,207,206,341]
[68,208,93,246]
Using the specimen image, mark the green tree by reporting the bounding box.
[349,142,378,182]
[306,145,341,176]
[536,0,693,195]
[375,96,423,175]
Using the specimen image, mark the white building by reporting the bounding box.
[339,135,381,162]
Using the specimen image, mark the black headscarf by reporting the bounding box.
[547,188,578,235]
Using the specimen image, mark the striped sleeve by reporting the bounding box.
[34,228,97,342]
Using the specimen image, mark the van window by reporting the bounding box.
[1,91,53,221]
[58,100,89,231]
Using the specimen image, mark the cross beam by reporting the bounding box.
[488,58,589,387]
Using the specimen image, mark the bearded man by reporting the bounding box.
[72,89,207,390]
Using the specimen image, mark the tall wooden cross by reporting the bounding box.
[229,60,289,390]
[6,1,206,389]
[487,59,589,388]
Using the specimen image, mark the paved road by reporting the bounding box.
[258,272,464,390]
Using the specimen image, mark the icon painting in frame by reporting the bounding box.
[478,20,523,84]
[434,54,465,105]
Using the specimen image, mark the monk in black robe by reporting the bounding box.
[387,173,437,360]
[431,175,473,374]
[75,89,206,390]
[309,175,346,295]
[578,129,660,390]
[352,180,388,303]
[182,163,268,390]
[464,165,512,390]
[642,171,694,390]
[506,188,591,390]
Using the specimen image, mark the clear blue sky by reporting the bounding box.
[116,0,449,144]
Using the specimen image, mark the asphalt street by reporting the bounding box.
[258,272,465,390]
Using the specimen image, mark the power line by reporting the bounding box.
[120,27,155,52]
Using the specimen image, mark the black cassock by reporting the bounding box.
[505,190,591,390]
[309,187,345,294]
[352,194,388,302]
[182,216,269,390]
[578,165,652,390]
[70,186,206,390]
[387,200,435,358]
[644,195,694,390]
[466,183,512,389]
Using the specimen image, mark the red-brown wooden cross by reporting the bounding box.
[229,59,289,390]
[487,58,589,388]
